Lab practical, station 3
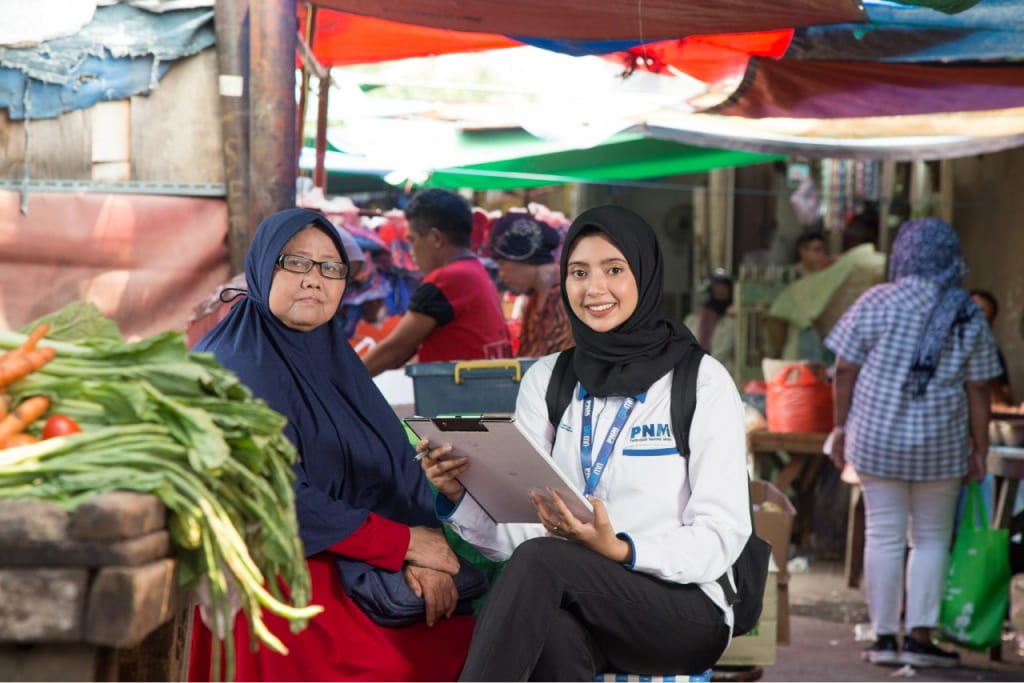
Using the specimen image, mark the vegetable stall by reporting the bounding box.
[0,302,318,681]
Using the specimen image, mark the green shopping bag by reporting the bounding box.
[938,481,1010,650]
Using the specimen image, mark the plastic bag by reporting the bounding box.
[765,363,834,433]
[939,482,1010,650]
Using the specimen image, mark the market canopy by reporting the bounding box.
[300,124,783,190]
[425,134,783,190]
[301,0,1024,161]
[310,0,865,41]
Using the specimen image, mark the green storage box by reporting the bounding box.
[404,359,537,417]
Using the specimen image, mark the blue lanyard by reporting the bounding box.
[579,395,637,498]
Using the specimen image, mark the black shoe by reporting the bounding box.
[862,635,900,666]
[900,636,960,668]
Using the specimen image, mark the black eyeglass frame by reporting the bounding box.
[276,253,349,280]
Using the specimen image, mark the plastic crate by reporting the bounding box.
[404,359,537,417]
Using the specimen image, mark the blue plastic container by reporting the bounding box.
[404,358,537,417]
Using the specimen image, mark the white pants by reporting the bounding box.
[859,473,961,636]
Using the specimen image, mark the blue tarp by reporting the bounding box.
[788,0,1024,62]
[512,1,1023,65]
[485,1,1021,63]
[0,3,214,120]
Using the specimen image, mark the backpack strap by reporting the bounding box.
[668,350,750,606]
[716,489,759,605]
[545,347,577,434]
[670,349,705,460]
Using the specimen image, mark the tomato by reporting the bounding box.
[41,414,83,439]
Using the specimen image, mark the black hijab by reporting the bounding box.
[194,209,437,564]
[560,205,702,397]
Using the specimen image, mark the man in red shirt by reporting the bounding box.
[363,189,511,376]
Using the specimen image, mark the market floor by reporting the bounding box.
[759,560,1024,682]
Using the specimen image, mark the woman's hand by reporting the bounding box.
[828,430,846,471]
[416,439,467,504]
[530,490,632,564]
[403,565,458,626]
[406,527,460,575]
[966,446,987,483]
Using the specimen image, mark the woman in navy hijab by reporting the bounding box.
[189,209,474,681]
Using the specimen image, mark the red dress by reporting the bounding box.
[189,515,476,682]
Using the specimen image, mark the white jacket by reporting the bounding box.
[439,352,751,628]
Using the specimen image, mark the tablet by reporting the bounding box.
[405,416,594,524]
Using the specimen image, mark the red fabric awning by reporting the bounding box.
[311,0,864,41]
[301,7,519,66]
[617,30,793,85]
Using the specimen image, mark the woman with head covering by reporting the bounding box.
[489,211,573,358]
[825,217,1001,669]
[683,268,736,376]
[418,206,750,680]
[188,209,475,682]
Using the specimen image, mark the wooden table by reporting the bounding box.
[746,430,866,587]
[747,431,829,539]
[746,431,829,551]
[747,430,828,496]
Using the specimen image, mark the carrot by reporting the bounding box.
[19,323,49,354]
[0,346,57,386]
[0,433,39,449]
[0,393,8,420]
[0,395,50,442]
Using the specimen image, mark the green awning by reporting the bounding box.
[425,133,783,190]
[307,124,784,191]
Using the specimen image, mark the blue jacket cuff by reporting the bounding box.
[435,491,465,521]
[616,532,637,569]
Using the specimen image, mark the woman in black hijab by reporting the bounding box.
[420,206,751,680]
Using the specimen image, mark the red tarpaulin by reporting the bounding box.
[0,191,230,340]
[311,0,864,41]
[711,59,1024,119]
[301,7,519,66]
[618,30,793,86]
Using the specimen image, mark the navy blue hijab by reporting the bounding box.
[560,205,703,397]
[194,209,437,570]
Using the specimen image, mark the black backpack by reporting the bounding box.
[544,347,772,636]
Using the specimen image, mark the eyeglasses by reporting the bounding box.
[276,254,348,280]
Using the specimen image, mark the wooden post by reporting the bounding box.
[691,186,709,316]
[939,158,954,224]
[877,160,896,254]
[313,69,330,191]
[708,167,735,273]
[250,0,298,232]
[908,159,931,218]
[214,0,252,275]
[296,4,317,164]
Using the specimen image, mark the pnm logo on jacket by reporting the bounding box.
[630,424,671,441]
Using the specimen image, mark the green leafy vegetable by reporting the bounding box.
[0,302,317,682]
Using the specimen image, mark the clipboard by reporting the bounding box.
[405,416,594,524]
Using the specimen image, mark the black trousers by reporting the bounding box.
[459,537,731,682]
